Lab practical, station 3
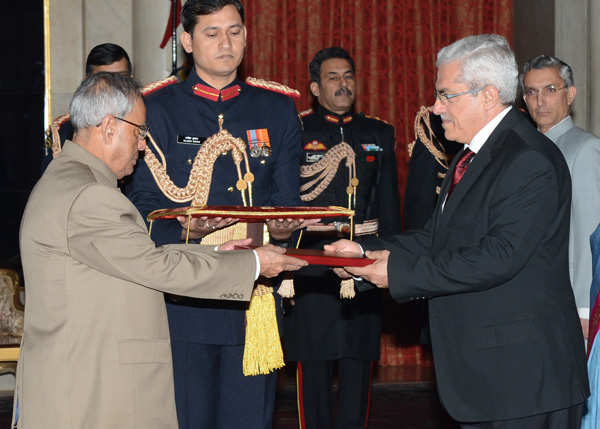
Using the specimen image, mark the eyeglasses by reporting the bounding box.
[523,85,567,99]
[115,117,149,139]
[434,88,485,105]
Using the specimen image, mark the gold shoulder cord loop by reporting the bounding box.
[412,106,452,172]
[300,142,357,209]
[144,114,284,376]
[299,131,358,299]
[144,114,254,221]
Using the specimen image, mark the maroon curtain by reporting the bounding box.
[240,0,513,366]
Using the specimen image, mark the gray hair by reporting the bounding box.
[437,34,518,105]
[69,72,142,131]
[519,55,574,91]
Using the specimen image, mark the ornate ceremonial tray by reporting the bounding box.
[147,205,354,222]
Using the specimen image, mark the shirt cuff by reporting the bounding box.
[351,243,365,281]
[252,250,260,280]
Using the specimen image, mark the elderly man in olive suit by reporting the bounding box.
[14,72,306,428]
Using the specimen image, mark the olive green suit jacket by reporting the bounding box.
[14,141,256,428]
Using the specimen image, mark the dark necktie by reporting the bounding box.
[447,147,475,199]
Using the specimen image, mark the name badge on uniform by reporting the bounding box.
[246,129,271,157]
[305,153,324,163]
[177,135,207,145]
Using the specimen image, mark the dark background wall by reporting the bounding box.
[0,1,44,277]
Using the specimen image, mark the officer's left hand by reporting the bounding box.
[266,218,321,241]
[178,216,239,240]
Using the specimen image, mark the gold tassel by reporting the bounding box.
[339,278,356,299]
[277,275,295,298]
[243,282,285,376]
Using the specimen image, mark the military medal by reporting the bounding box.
[246,128,271,157]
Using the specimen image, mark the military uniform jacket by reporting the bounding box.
[126,69,303,345]
[284,105,401,361]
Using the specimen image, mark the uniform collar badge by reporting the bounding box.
[192,83,241,102]
[324,114,353,125]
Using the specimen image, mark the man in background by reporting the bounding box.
[284,46,401,428]
[15,72,305,428]
[521,55,600,340]
[43,42,133,173]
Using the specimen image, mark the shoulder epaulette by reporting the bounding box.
[245,77,300,99]
[45,112,71,156]
[142,75,178,96]
[362,112,391,125]
[46,113,71,136]
[299,109,313,118]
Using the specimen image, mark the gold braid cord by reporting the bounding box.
[145,115,283,376]
[300,142,357,202]
[144,114,254,207]
[45,113,71,159]
[411,106,451,171]
[298,142,358,300]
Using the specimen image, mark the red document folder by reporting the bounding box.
[284,248,375,267]
[235,246,374,267]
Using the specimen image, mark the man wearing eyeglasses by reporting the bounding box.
[328,35,589,427]
[15,72,307,428]
[522,55,600,341]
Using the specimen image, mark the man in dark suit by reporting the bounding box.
[328,34,589,427]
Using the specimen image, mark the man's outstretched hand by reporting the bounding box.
[325,239,390,288]
[255,244,308,277]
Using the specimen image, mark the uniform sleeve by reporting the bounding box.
[67,183,256,299]
[377,124,402,236]
[570,136,600,312]
[269,97,303,207]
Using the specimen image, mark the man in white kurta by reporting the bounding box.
[522,55,600,340]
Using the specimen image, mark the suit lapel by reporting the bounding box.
[436,108,521,223]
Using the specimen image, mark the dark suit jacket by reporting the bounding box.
[377,108,589,422]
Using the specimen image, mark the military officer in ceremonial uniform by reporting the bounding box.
[283,47,402,429]
[125,1,315,428]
